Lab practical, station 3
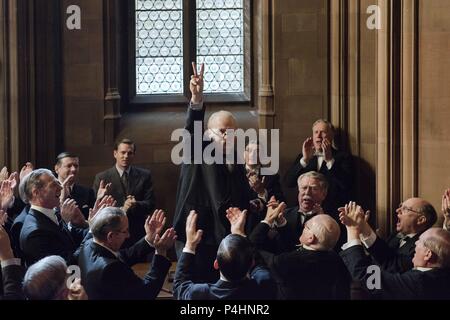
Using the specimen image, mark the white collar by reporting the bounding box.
[414,267,433,272]
[30,205,58,225]
[115,165,130,177]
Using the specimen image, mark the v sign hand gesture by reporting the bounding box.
[190,62,204,104]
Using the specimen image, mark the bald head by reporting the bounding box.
[421,228,450,268]
[301,214,340,251]
[207,110,237,130]
[396,197,437,234]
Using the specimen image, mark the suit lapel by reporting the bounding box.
[109,167,126,199]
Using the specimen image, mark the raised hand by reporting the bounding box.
[0,167,8,183]
[265,202,286,225]
[88,195,116,224]
[247,171,265,195]
[144,209,167,245]
[185,210,203,251]
[0,180,14,211]
[153,227,177,257]
[19,162,34,181]
[96,180,112,200]
[322,138,333,162]
[442,189,450,230]
[60,174,75,203]
[122,195,136,214]
[190,62,204,104]
[302,137,315,163]
[226,207,247,236]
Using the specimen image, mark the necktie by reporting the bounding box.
[121,171,128,195]
[397,233,409,248]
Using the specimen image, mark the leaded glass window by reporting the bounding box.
[134,0,250,101]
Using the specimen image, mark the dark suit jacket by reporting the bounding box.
[93,166,155,247]
[69,184,96,219]
[174,251,276,300]
[367,233,418,273]
[0,265,25,300]
[10,206,29,260]
[250,223,350,299]
[284,149,353,216]
[19,208,88,266]
[78,238,170,300]
[173,105,253,246]
[341,244,450,299]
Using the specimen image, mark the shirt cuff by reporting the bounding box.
[325,158,335,169]
[144,237,155,248]
[300,157,308,168]
[257,190,268,202]
[190,101,204,110]
[260,220,274,228]
[341,239,362,251]
[183,247,196,255]
[360,230,377,248]
[1,258,21,268]
[274,218,287,228]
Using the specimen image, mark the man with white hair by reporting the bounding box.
[173,63,254,282]
[246,203,350,299]
[340,202,450,299]
[23,255,87,300]
[285,119,353,216]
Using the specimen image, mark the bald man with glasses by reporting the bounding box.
[338,198,437,273]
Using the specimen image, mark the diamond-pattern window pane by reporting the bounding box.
[136,0,183,95]
[197,0,244,93]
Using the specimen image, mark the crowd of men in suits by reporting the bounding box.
[1,62,450,300]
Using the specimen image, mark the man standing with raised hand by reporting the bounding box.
[173,62,254,283]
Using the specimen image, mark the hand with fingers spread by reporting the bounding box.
[264,201,287,225]
[0,180,14,211]
[302,137,315,163]
[19,162,34,181]
[185,210,203,252]
[96,180,112,200]
[88,195,116,224]
[144,209,167,245]
[226,207,247,236]
[190,62,205,104]
[338,201,371,236]
[153,228,177,257]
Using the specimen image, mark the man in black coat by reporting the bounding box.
[55,152,96,219]
[19,169,89,266]
[173,63,254,282]
[249,204,350,299]
[78,207,175,300]
[93,139,155,247]
[340,202,450,299]
[284,119,353,216]
[0,225,24,300]
[338,198,437,273]
[174,210,276,300]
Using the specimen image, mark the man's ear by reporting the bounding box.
[424,248,435,264]
[54,165,60,175]
[106,232,115,243]
[417,215,427,227]
[213,259,219,270]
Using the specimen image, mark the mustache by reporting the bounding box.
[302,195,313,201]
